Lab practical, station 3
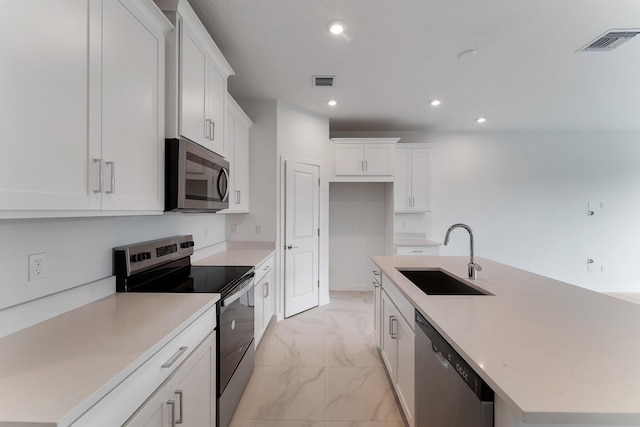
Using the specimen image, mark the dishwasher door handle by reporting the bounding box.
[433,344,449,368]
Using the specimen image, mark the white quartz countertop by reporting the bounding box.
[0,293,219,426]
[372,255,640,425]
[194,248,274,267]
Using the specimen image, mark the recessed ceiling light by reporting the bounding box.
[476,117,486,124]
[328,99,337,107]
[430,99,441,107]
[327,20,345,35]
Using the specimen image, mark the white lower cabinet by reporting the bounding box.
[254,255,275,347]
[125,331,216,427]
[379,285,415,427]
[72,305,216,427]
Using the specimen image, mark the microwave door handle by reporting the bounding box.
[218,167,230,201]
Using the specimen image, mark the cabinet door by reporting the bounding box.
[373,273,382,348]
[180,26,207,147]
[0,0,101,212]
[223,108,250,213]
[262,269,274,329]
[334,144,365,175]
[123,386,169,427]
[254,275,265,347]
[363,144,393,175]
[394,149,412,211]
[395,315,415,427]
[101,0,164,211]
[380,291,398,382]
[169,332,216,427]
[206,63,226,155]
[410,149,431,212]
[125,332,216,427]
[232,119,250,212]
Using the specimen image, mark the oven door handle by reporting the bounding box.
[221,276,255,306]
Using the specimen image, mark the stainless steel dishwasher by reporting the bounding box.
[415,310,494,427]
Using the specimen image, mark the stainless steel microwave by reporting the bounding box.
[165,138,229,212]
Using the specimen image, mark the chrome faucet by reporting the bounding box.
[443,223,482,279]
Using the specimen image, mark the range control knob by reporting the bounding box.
[180,241,195,249]
[129,254,138,263]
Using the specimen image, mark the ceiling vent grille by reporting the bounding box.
[580,30,640,52]
[313,75,335,87]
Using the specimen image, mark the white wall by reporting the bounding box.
[228,99,331,317]
[329,182,387,291]
[333,130,640,292]
[276,101,331,306]
[0,214,226,311]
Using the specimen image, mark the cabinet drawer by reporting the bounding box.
[381,273,414,331]
[396,246,439,256]
[254,254,274,283]
[71,306,216,426]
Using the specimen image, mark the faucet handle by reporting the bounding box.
[467,262,482,279]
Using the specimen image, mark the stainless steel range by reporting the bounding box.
[114,235,255,427]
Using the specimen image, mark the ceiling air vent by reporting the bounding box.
[580,30,640,52]
[313,75,335,87]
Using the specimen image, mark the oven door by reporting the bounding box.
[218,276,255,395]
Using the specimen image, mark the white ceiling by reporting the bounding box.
[188,0,640,132]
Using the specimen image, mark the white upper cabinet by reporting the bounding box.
[0,0,98,213]
[0,0,170,218]
[220,94,252,213]
[101,0,169,211]
[394,147,431,213]
[157,0,234,157]
[330,138,399,182]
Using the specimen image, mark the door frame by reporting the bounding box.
[277,155,324,320]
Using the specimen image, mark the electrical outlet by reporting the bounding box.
[28,253,47,281]
[255,225,263,235]
[231,224,239,234]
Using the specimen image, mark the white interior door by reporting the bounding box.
[284,161,320,318]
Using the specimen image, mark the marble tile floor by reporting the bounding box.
[230,291,405,427]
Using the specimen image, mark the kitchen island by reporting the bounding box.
[372,255,640,427]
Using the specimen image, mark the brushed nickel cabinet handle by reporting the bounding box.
[167,400,176,427]
[162,346,188,368]
[93,159,103,193]
[105,161,115,194]
[175,390,183,424]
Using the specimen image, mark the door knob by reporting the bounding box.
[286,245,299,249]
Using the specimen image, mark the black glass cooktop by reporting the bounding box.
[116,256,253,296]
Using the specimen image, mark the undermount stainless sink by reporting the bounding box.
[398,269,491,296]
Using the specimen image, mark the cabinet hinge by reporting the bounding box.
[318,280,320,288]
[318,178,320,186]
[317,228,320,236]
